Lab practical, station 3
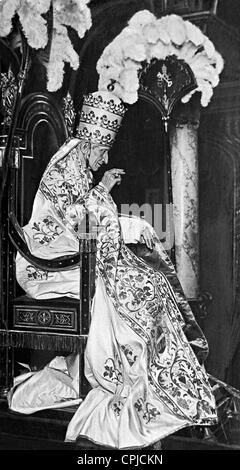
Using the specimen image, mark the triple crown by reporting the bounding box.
[77,91,126,148]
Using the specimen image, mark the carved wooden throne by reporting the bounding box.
[0,38,95,398]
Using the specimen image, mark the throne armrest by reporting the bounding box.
[8,212,96,271]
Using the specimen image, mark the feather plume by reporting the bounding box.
[0,0,92,91]
[97,11,224,108]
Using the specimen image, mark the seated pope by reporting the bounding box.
[8,91,218,449]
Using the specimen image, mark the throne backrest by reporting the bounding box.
[17,93,68,226]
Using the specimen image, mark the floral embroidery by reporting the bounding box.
[112,400,124,417]
[103,357,123,384]
[134,398,161,423]
[26,265,50,281]
[32,217,63,245]
[177,397,192,410]
[121,344,137,366]
[85,183,217,425]
[196,400,216,418]
[39,146,91,220]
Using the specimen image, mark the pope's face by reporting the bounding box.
[89,143,109,171]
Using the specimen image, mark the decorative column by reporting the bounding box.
[170,116,200,299]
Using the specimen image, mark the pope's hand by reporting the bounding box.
[101,168,125,192]
[140,225,155,250]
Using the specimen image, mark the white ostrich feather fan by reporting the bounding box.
[97,10,224,107]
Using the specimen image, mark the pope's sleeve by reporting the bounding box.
[22,141,90,256]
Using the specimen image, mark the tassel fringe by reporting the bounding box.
[0,330,87,353]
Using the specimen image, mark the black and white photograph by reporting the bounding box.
[0,0,240,463]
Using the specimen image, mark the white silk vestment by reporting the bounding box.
[8,138,218,449]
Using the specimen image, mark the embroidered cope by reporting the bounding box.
[9,139,217,449]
